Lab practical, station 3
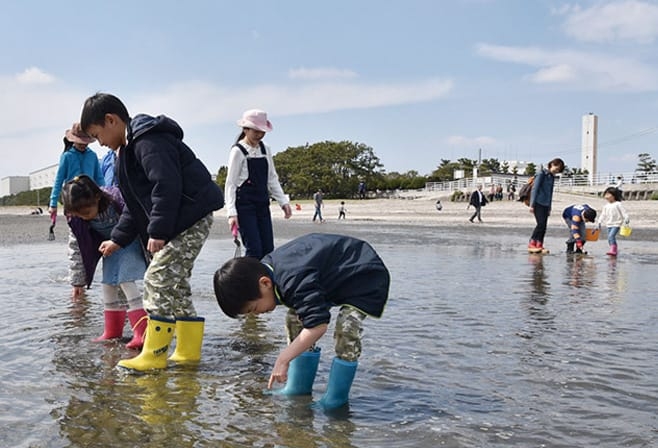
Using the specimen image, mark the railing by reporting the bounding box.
[426,171,658,192]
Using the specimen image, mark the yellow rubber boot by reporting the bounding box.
[117,316,175,372]
[169,317,205,363]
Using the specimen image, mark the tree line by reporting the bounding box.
[2,144,656,205]
[216,140,658,200]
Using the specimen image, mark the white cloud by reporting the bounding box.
[133,77,454,126]
[562,0,658,43]
[446,135,497,147]
[0,71,454,179]
[476,43,658,91]
[16,67,55,85]
[530,64,576,83]
[0,70,90,180]
[288,67,358,80]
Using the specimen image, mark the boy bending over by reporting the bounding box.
[214,233,390,409]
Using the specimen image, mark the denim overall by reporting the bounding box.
[235,142,273,259]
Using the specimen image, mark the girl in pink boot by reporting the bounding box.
[597,187,630,257]
[61,175,148,349]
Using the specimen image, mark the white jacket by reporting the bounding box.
[597,201,629,227]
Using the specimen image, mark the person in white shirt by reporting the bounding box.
[225,109,292,258]
[597,187,629,257]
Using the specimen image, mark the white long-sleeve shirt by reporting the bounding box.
[224,140,289,217]
[597,201,629,227]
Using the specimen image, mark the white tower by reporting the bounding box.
[581,113,598,185]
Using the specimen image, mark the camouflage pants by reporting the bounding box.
[285,306,366,362]
[143,214,213,319]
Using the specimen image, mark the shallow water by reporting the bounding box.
[1,224,657,447]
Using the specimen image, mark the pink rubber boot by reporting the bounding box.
[126,308,148,350]
[93,310,126,342]
[606,244,618,256]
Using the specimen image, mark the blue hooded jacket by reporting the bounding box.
[111,114,224,247]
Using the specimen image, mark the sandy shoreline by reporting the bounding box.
[1,192,654,245]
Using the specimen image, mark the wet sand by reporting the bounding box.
[1,192,654,245]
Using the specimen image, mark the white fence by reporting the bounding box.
[426,171,658,192]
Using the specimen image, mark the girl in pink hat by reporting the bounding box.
[225,109,292,258]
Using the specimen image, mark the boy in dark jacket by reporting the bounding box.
[81,92,224,372]
[213,233,390,409]
[563,204,597,254]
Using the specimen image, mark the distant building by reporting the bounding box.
[582,113,598,184]
[0,164,58,198]
[30,164,58,190]
[503,160,529,174]
[0,176,30,197]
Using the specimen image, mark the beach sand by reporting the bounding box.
[0,192,654,245]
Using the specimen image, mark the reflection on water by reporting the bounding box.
[1,231,658,447]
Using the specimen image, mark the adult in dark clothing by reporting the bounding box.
[468,184,488,223]
[528,158,565,253]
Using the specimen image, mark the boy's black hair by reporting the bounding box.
[583,208,597,223]
[603,186,623,202]
[60,175,111,216]
[80,93,131,132]
[213,257,270,318]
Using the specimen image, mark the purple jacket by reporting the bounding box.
[67,186,127,287]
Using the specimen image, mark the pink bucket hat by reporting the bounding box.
[65,122,96,145]
[237,109,273,132]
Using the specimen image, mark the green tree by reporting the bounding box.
[480,158,502,175]
[273,141,385,198]
[524,162,537,176]
[636,153,657,173]
[381,171,428,190]
[428,159,462,182]
[215,166,227,189]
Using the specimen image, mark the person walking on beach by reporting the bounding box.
[61,175,148,349]
[225,109,292,259]
[80,92,224,372]
[563,204,597,254]
[527,158,565,253]
[313,189,325,223]
[614,176,624,191]
[338,201,347,219]
[213,233,390,410]
[468,185,487,223]
[596,187,629,257]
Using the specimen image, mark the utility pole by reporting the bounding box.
[472,148,482,188]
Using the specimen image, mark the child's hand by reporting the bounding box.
[99,240,120,257]
[281,204,292,219]
[268,358,290,389]
[147,238,165,254]
[71,286,85,299]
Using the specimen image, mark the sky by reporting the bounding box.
[1,0,658,181]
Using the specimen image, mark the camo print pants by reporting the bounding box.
[142,214,213,319]
[285,306,366,362]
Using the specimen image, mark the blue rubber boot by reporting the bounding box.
[316,357,358,409]
[271,348,321,395]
